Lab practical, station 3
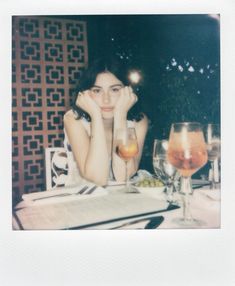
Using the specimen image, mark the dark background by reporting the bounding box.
[58,14,220,174]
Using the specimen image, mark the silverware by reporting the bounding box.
[144,216,164,229]
[76,185,89,195]
[86,185,97,194]
[193,183,210,190]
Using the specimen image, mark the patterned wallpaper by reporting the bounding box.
[12,16,88,204]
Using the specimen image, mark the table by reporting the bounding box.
[12,184,220,230]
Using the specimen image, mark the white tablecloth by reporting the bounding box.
[158,188,220,229]
[12,185,220,230]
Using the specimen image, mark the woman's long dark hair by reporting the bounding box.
[72,56,144,122]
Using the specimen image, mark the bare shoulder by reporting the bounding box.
[63,109,77,122]
[63,110,85,132]
[64,109,82,126]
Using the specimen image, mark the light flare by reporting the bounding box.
[128,70,141,84]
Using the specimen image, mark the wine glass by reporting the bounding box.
[115,128,139,193]
[204,124,221,189]
[167,122,208,226]
[152,139,180,204]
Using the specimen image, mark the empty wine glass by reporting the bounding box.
[204,124,221,189]
[115,127,139,193]
[167,122,208,227]
[153,139,180,204]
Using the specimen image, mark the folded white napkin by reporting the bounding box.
[22,184,108,206]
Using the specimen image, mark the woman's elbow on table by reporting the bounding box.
[80,170,109,187]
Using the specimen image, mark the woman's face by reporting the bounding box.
[89,72,124,119]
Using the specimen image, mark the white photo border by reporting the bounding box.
[1,0,235,285]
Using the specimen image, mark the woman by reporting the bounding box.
[63,56,148,186]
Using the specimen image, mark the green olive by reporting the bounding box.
[135,177,164,188]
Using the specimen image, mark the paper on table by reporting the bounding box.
[13,193,169,230]
[21,184,108,206]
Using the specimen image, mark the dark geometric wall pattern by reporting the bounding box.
[12,16,88,203]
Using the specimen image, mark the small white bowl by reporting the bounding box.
[137,186,165,199]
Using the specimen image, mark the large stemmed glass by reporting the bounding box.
[167,122,208,226]
[204,124,221,189]
[115,127,139,193]
[153,139,180,204]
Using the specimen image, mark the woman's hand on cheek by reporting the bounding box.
[114,86,138,118]
[76,90,101,119]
